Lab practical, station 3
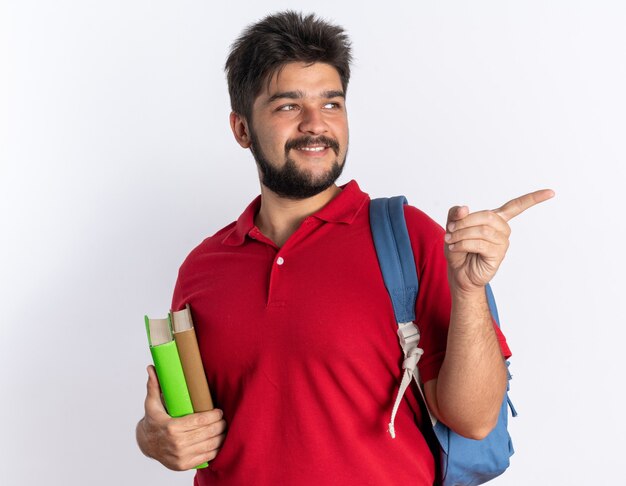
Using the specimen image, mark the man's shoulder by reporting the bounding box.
[178,193,260,268]
[178,220,238,268]
[402,203,445,240]
[200,220,240,246]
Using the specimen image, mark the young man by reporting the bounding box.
[136,11,553,485]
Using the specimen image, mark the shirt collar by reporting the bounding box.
[221,180,368,246]
[311,179,368,223]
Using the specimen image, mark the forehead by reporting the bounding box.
[258,62,343,101]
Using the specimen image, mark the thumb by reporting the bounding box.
[145,365,168,415]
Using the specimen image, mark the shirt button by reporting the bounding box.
[276,257,285,265]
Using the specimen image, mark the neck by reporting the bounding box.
[255,184,342,247]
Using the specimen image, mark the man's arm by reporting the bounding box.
[423,190,554,439]
[136,365,227,470]
[423,289,507,439]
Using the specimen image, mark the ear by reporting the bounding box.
[230,112,252,148]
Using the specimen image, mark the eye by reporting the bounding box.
[323,102,341,109]
[277,104,298,112]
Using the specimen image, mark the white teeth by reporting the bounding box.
[299,146,326,152]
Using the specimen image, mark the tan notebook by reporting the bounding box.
[170,304,214,411]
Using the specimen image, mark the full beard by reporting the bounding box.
[249,132,347,200]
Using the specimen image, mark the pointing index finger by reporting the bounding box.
[494,189,555,222]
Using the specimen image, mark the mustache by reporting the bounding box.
[284,136,340,155]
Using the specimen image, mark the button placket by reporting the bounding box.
[267,218,321,305]
[267,253,286,306]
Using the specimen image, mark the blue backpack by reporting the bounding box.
[369,196,517,486]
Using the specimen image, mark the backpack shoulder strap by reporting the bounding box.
[369,196,418,324]
[370,196,425,438]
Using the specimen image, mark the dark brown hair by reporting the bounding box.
[224,11,352,121]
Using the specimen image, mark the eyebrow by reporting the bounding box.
[265,89,346,105]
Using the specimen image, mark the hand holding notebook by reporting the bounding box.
[136,366,226,471]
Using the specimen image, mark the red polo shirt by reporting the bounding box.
[172,180,511,486]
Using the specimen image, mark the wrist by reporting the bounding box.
[449,283,486,303]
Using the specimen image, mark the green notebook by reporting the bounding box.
[145,315,208,469]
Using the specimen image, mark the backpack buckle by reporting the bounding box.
[397,321,420,347]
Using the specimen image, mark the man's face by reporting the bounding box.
[246,62,349,199]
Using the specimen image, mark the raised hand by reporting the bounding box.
[444,189,555,293]
[136,365,227,471]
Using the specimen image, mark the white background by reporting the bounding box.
[1,1,624,485]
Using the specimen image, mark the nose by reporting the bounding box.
[298,105,328,135]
